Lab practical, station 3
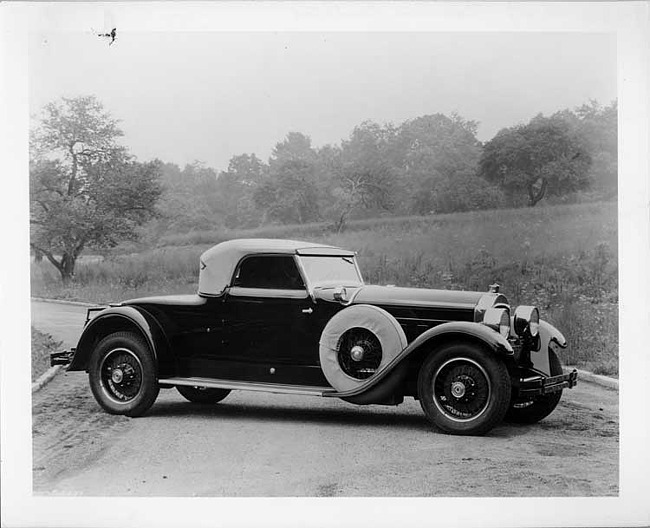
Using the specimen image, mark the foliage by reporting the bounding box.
[30,96,163,281]
[252,133,322,224]
[479,115,592,206]
[552,100,617,199]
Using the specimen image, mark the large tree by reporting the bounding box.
[479,115,592,206]
[30,96,162,281]
[253,133,321,224]
[216,153,267,228]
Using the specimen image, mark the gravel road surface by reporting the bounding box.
[31,300,619,496]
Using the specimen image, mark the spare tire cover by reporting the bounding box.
[319,304,408,392]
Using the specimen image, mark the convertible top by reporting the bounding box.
[198,238,354,297]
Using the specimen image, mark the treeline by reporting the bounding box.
[150,100,617,235]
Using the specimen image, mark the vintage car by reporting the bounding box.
[51,238,577,436]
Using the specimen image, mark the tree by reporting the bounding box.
[398,114,484,214]
[252,133,321,224]
[552,100,617,199]
[328,122,398,229]
[253,159,320,224]
[30,96,162,281]
[216,154,267,228]
[479,115,592,206]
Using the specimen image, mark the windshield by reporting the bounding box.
[299,256,363,286]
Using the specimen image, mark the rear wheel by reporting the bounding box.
[417,342,511,436]
[176,385,231,404]
[505,349,563,424]
[88,331,159,417]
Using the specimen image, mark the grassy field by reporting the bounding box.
[31,201,618,375]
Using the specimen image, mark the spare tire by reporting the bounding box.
[319,304,408,392]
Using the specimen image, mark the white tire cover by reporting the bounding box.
[319,304,408,392]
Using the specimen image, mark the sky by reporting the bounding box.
[29,30,617,172]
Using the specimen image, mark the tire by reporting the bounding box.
[505,349,563,424]
[417,342,511,436]
[88,331,159,417]
[176,385,231,404]
[319,305,407,392]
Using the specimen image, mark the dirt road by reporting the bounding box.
[31,300,619,496]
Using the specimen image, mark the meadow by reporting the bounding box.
[31,201,618,375]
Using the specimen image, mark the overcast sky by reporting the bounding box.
[29,31,616,172]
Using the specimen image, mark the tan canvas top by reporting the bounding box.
[198,238,354,296]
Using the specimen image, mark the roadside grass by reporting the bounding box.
[31,327,62,381]
[30,200,618,375]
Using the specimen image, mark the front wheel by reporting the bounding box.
[88,331,159,417]
[417,342,511,436]
[176,385,231,404]
[505,349,563,424]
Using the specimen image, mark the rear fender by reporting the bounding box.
[68,306,172,375]
[531,320,567,376]
[328,321,513,399]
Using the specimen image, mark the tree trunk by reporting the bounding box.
[59,252,77,282]
[527,178,548,207]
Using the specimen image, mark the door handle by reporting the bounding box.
[301,307,313,314]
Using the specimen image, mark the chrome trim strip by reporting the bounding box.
[161,377,333,397]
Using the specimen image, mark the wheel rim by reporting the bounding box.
[99,347,144,405]
[337,327,382,380]
[432,357,491,422]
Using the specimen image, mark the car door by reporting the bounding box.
[220,254,326,385]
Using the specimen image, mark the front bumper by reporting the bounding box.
[518,369,578,397]
[50,348,75,367]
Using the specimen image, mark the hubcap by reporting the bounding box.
[111,368,124,384]
[337,328,383,380]
[350,345,365,362]
[451,381,466,399]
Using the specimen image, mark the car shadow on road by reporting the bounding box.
[146,398,535,438]
[147,399,434,431]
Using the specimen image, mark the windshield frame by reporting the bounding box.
[295,254,364,297]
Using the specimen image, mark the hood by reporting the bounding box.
[351,285,499,310]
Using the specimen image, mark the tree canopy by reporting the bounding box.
[479,115,592,206]
[30,96,162,280]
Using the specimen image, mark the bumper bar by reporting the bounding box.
[50,348,75,367]
[518,369,578,397]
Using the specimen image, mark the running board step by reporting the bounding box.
[160,377,335,397]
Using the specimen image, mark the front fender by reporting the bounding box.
[531,320,567,376]
[326,321,513,399]
[68,306,172,374]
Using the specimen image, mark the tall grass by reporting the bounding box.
[31,201,618,374]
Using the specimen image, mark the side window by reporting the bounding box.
[233,256,305,290]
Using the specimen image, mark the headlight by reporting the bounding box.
[483,307,511,338]
[514,305,539,338]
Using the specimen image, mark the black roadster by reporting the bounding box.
[52,239,577,435]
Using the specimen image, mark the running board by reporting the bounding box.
[160,377,335,397]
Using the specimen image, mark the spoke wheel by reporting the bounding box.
[99,348,144,404]
[337,327,383,380]
[433,358,491,422]
[89,332,159,417]
[418,342,511,436]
